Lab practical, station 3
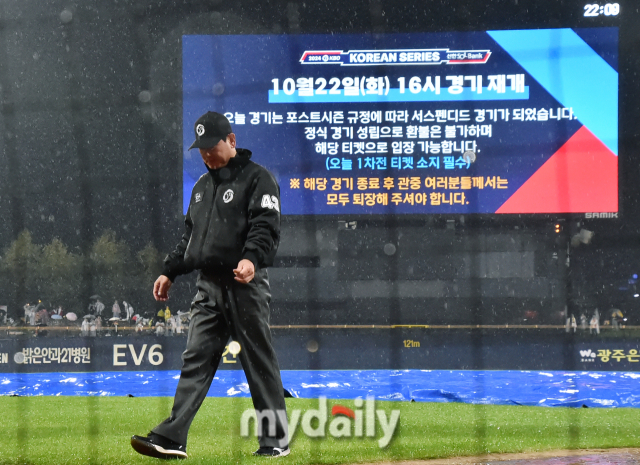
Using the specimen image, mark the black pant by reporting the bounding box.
[153,269,288,448]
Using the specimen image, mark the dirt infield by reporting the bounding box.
[361,448,640,464]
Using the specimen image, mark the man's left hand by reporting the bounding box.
[233,259,255,284]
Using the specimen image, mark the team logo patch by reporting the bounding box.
[196,123,205,136]
[195,192,202,203]
[261,195,280,212]
[223,189,234,203]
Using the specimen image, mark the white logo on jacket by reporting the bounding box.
[223,189,234,203]
[261,195,280,212]
[195,192,202,203]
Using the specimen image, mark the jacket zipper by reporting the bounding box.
[198,176,218,260]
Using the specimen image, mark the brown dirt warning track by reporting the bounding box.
[358,448,640,464]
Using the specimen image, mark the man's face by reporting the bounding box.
[199,133,237,170]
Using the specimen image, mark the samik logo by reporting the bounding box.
[585,212,619,219]
[241,396,400,448]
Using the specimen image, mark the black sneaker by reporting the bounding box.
[253,446,290,457]
[131,432,188,459]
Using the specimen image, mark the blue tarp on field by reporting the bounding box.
[2,369,640,408]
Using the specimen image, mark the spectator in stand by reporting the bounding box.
[611,308,623,330]
[112,301,122,320]
[123,301,134,321]
[175,313,184,335]
[24,303,36,326]
[95,299,105,317]
[81,318,90,336]
[155,321,165,336]
[168,316,178,336]
[580,314,587,331]
[590,312,600,335]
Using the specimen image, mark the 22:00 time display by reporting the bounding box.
[584,3,620,16]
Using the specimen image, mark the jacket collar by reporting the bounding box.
[206,148,252,183]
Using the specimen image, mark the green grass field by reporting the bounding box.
[1,396,639,465]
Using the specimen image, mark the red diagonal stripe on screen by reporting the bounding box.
[496,126,618,214]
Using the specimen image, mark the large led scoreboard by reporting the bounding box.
[182,3,623,216]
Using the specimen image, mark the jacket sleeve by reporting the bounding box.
[161,205,194,282]
[242,170,281,269]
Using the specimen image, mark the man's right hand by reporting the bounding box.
[153,275,173,301]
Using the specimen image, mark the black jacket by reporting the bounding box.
[162,148,280,281]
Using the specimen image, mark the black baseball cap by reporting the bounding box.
[188,111,233,150]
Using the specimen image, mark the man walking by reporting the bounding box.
[131,111,289,459]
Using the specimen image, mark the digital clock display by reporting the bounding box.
[584,3,620,16]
